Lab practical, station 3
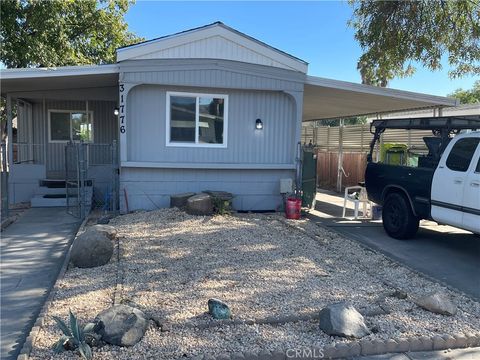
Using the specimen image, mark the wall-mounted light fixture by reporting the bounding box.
[114,107,119,116]
[255,118,263,130]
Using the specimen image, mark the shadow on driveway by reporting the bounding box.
[307,189,480,300]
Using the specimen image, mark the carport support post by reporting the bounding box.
[336,118,344,192]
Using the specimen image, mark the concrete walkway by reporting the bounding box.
[0,207,80,360]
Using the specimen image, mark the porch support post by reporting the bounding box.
[118,79,135,164]
[6,94,13,168]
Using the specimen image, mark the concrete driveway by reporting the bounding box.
[0,207,80,360]
[308,190,480,300]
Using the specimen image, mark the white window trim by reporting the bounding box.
[166,91,228,148]
[48,109,94,143]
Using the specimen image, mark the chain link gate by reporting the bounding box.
[65,142,88,219]
[65,141,119,219]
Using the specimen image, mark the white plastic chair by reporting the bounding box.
[342,186,371,219]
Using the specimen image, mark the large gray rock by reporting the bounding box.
[90,224,117,240]
[319,302,370,338]
[415,292,457,316]
[186,193,213,215]
[170,192,195,208]
[70,230,113,268]
[95,305,148,347]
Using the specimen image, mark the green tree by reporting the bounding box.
[448,80,480,104]
[0,0,142,141]
[0,0,142,68]
[349,0,480,86]
[318,116,367,127]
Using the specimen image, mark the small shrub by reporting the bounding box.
[212,197,232,215]
[52,311,98,359]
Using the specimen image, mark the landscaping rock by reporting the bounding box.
[95,305,148,347]
[390,290,408,299]
[319,302,370,338]
[415,291,457,316]
[186,193,213,215]
[208,298,232,319]
[170,192,195,208]
[70,230,113,268]
[203,190,234,201]
[90,224,117,240]
[97,215,113,224]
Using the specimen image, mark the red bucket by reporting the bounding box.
[285,197,301,220]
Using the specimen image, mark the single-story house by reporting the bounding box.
[1,22,457,213]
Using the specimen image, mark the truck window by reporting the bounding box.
[476,158,480,173]
[446,138,480,172]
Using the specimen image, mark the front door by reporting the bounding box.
[47,110,93,178]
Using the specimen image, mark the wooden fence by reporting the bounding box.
[316,151,367,190]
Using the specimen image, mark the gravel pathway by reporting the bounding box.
[29,209,480,359]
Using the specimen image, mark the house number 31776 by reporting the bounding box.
[119,84,126,134]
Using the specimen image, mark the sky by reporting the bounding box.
[125,0,478,97]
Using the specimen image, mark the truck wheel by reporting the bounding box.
[382,193,419,239]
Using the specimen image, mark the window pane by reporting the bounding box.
[170,96,196,142]
[50,112,70,141]
[446,138,480,172]
[72,112,92,142]
[198,97,224,144]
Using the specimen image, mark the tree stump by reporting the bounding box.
[186,193,213,215]
[170,192,195,208]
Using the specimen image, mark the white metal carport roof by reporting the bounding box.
[303,75,458,121]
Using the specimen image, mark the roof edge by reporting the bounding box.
[0,64,119,79]
[116,21,308,66]
[306,75,458,107]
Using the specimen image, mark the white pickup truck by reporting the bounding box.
[365,117,480,239]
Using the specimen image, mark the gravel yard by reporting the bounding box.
[30,208,480,359]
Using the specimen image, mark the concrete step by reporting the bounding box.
[39,179,93,188]
[36,185,93,195]
[31,189,93,208]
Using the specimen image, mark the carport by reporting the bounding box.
[301,75,458,194]
[303,75,458,121]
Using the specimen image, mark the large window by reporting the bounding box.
[49,110,93,142]
[166,92,228,147]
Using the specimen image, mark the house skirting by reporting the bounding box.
[119,167,295,213]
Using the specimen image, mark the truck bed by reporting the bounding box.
[365,162,435,219]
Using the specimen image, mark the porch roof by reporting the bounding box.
[0,64,119,95]
[303,75,459,121]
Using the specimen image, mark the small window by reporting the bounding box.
[476,158,480,173]
[446,138,480,172]
[166,92,227,147]
[49,110,93,142]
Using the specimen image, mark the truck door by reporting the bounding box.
[462,147,480,233]
[431,136,480,228]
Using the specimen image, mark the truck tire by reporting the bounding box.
[382,193,419,239]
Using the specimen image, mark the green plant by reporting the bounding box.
[212,198,232,215]
[52,311,96,359]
